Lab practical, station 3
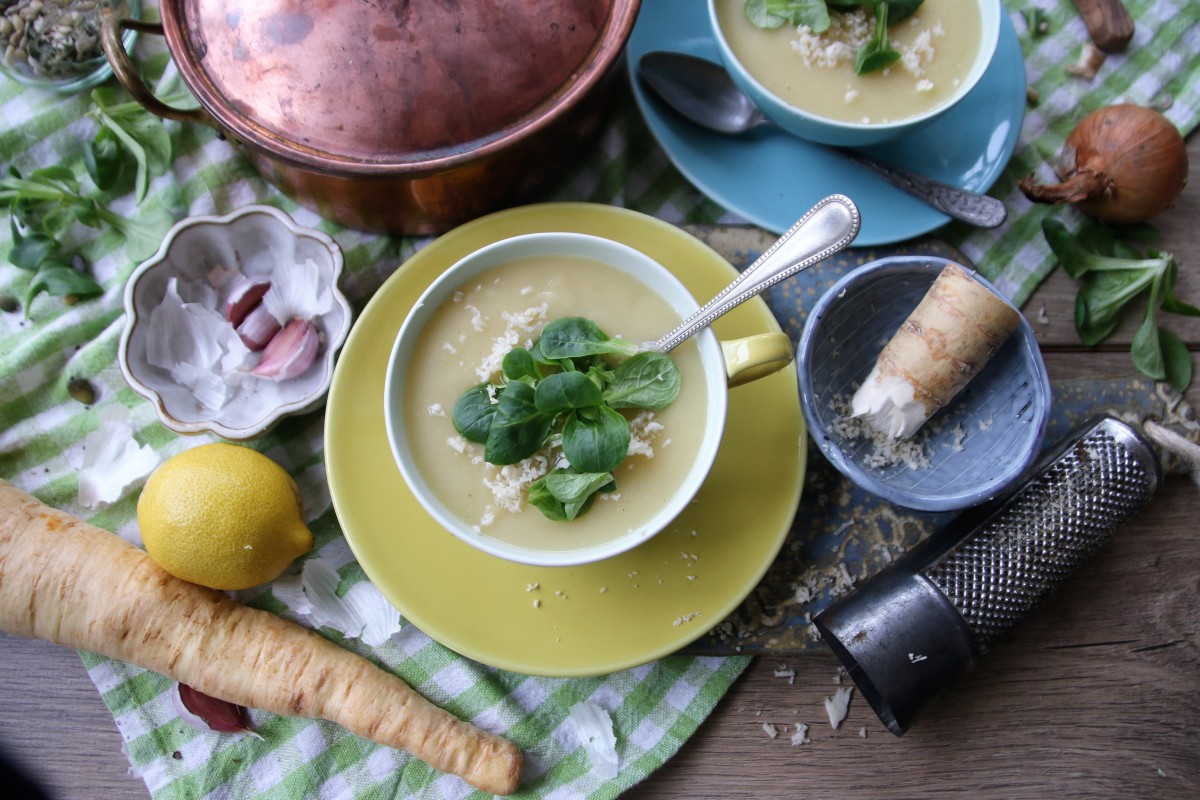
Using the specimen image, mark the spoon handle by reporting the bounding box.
[841,151,1008,228]
[654,194,860,352]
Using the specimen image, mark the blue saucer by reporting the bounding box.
[627,3,1026,246]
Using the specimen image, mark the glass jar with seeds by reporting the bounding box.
[0,0,140,93]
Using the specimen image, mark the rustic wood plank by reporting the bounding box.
[629,476,1200,799]
[0,634,144,799]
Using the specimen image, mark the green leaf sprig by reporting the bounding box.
[1,55,192,316]
[450,317,682,522]
[3,166,106,312]
[1042,218,1200,392]
[743,0,924,75]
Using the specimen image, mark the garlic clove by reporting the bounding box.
[172,683,260,737]
[224,277,272,328]
[252,318,321,380]
[236,304,284,351]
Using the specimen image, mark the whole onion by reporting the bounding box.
[1018,104,1189,224]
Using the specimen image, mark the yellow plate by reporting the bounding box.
[325,203,805,677]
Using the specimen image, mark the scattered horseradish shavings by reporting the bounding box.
[790,10,946,90]
[831,396,932,468]
[76,405,161,509]
[673,611,702,627]
[568,702,619,778]
[824,686,853,729]
[791,10,870,68]
[791,723,811,746]
[471,302,549,382]
[272,559,401,647]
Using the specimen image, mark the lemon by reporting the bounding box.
[138,443,313,590]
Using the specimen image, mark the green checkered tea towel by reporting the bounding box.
[1,2,1197,798]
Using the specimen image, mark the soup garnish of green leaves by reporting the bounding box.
[724,0,981,125]
[452,317,681,522]
[743,0,929,75]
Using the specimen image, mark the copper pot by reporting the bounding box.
[102,0,640,235]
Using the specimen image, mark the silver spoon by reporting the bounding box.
[653,193,859,352]
[638,51,1008,230]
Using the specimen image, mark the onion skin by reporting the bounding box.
[1018,104,1188,224]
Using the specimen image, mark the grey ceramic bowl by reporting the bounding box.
[798,256,1050,512]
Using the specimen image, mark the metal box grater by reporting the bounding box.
[814,416,1162,734]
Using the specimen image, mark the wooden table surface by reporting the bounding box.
[2,139,1197,800]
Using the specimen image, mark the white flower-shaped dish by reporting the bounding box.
[119,205,353,440]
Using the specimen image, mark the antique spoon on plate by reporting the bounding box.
[637,51,1008,230]
[652,193,859,352]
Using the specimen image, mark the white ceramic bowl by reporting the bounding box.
[709,0,1001,146]
[119,205,353,440]
[384,232,734,568]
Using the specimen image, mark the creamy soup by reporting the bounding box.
[402,254,707,553]
[716,0,982,124]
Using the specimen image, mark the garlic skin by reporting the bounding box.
[144,253,335,409]
[251,318,321,380]
[76,405,161,509]
[145,278,252,411]
[568,702,619,778]
[262,257,333,323]
[235,303,283,351]
[272,559,402,647]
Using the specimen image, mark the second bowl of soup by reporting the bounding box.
[384,232,792,567]
[710,0,1001,146]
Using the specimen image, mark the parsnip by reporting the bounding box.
[851,264,1021,438]
[0,480,522,796]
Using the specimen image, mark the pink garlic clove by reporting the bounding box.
[224,278,272,328]
[173,682,258,736]
[236,304,283,351]
[252,318,321,380]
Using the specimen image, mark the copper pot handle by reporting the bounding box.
[99,10,220,130]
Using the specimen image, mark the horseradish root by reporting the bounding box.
[0,481,522,796]
[851,264,1021,438]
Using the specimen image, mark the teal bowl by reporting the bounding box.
[707,0,1001,146]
